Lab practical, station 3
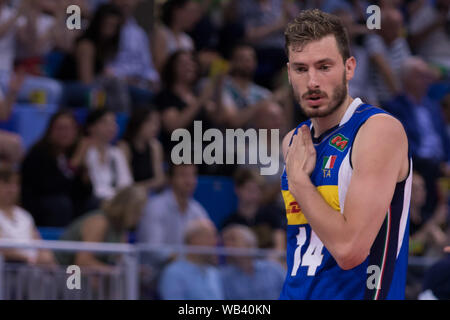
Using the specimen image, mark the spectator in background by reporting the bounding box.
[58,3,131,111]
[0,168,55,265]
[333,7,376,105]
[236,0,299,89]
[84,108,133,201]
[21,110,97,227]
[58,3,122,85]
[365,7,412,104]
[152,0,200,72]
[409,171,448,256]
[247,100,286,210]
[221,169,286,251]
[418,252,450,299]
[137,163,209,252]
[0,0,62,105]
[55,185,147,271]
[385,57,449,225]
[219,43,272,128]
[155,50,222,157]
[408,0,450,74]
[158,218,223,300]
[108,0,159,106]
[0,71,24,168]
[442,93,450,138]
[15,0,88,77]
[220,225,285,300]
[117,108,165,192]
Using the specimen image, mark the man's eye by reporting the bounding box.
[296,68,307,73]
[320,65,330,71]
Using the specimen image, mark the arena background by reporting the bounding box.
[0,0,449,300]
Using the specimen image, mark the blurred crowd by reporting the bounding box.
[0,0,449,300]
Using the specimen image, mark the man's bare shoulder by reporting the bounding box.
[353,113,409,181]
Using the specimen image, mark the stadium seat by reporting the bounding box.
[193,175,237,228]
[5,103,59,150]
[38,227,65,241]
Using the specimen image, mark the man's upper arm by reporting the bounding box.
[343,114,408,256]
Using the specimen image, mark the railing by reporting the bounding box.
[0,239,137,300]
[0,239,442,300]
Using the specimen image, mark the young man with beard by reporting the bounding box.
[220,43,272,128]
[280,10,412,300]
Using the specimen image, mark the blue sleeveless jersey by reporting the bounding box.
[279,99,412,300]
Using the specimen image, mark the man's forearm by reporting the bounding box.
[289,173,350,259]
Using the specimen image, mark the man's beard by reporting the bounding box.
[294,73,348,118]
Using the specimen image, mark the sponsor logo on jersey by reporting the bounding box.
[286,201,301,214]
[329,133,349,152]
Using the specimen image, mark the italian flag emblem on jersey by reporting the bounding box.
[322,155,337,169]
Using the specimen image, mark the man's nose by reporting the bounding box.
[307,70,320,90]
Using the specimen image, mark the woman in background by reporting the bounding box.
[21,110,96,227]
[0,168,55,265]
[118,108,165,192]
[84,108,133,201]
[58,3,123,84]
[55,185,147,271]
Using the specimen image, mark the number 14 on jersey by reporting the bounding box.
[291,227,324,276]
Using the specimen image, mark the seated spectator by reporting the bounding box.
[107,0,160,106]
[0,168,55,265]
[246,100,286,207]
[84,108,133,201]
[219,43,272,128]
[234,0,298,89]
[408,0,450,74]
[158,218,223,300]
[155,50,223,158]
[152,0,200,72]
[332,7,376,105]
[58,3,131,111]
[0,0,62,105]
[58,3,122,85]
[21,110,98,227]
[385,57,449,222]
[117,108,165,192]
[55,185,147,272]
[365,7,412,104]
[442,93,450,138]
[409,171,448,256]
[221,168,286,250]
[15,0,74,76]
[418,253,450,300]
[220,225,285,300]
[137,163,209,251]
[0,71,25,167]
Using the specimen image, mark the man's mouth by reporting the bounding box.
[305,95,325,106]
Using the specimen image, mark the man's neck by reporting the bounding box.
[173,190,188,213]
[173,82,191,95]
[237,203,258,220]
[0,205,14,218]
[311,95,354,138]
[231,75,251,91]
[405,90,425,105]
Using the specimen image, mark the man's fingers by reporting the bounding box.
[301,125,314,151]
[444,246,450,253]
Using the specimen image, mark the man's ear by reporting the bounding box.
[345,56,356,82]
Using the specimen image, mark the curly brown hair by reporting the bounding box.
[284,9,351,62]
